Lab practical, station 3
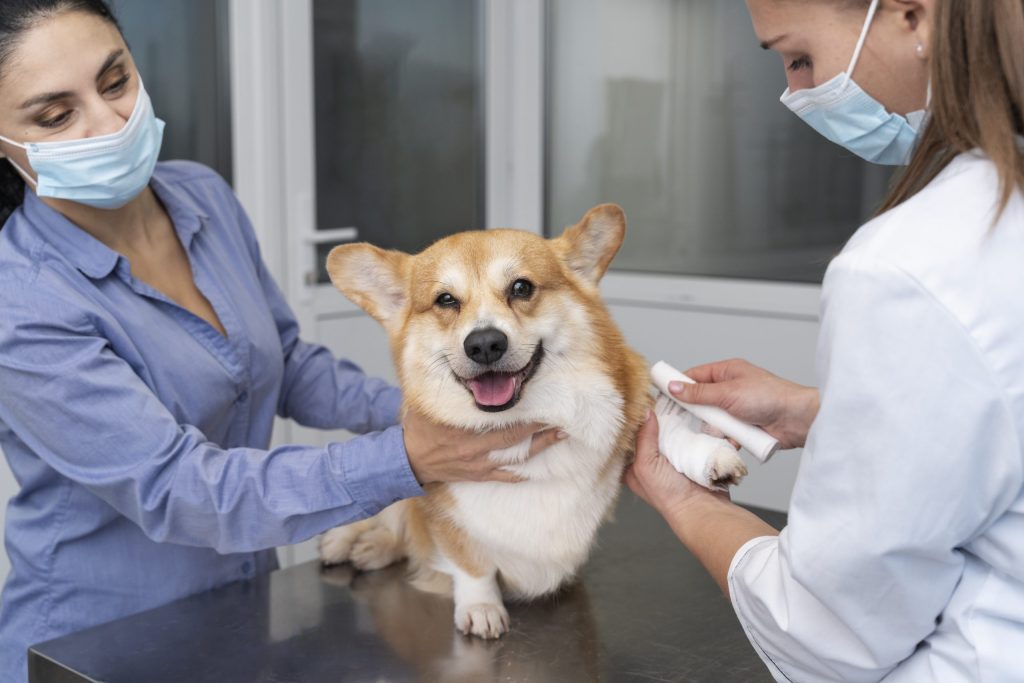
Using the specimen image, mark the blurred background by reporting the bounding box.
[0,0,893,578]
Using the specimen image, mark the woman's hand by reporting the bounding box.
[626,411,779,596]
[671,359,819,450]
[402,409,565,485]
[624,411,726,515]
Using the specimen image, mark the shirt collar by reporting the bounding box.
[21,165,211,280]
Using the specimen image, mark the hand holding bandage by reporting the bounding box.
[654,394,748,491]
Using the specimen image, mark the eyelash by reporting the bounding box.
[37,73,132,129]
[788,56,812,72]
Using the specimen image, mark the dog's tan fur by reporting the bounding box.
[320,205,651,638]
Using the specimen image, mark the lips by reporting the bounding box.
[458,343,544,413]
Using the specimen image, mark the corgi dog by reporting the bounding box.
[319,204,745,639]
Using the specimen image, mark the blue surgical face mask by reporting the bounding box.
[0,80,165,210]
[779,0,927,166]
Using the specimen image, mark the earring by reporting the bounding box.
[916,43,926,59]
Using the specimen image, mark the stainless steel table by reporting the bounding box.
[29,493,785,682]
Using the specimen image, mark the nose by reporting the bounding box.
[86,88,137,137]
[464,327,508,366]
[87,105,129,138]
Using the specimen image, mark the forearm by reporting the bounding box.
[99,425,422,553]
[658,493,779,596]
[280,340,402,433]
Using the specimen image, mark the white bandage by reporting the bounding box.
[654,394,746,491]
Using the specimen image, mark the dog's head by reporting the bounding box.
[326,204,626,429]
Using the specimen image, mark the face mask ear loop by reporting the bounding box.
[843,0,882,87]
[0,134,38,186]
[3,157,38,188]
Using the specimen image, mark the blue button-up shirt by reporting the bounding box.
[0,161,423,681]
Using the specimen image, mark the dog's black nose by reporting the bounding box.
[464,327,508,365]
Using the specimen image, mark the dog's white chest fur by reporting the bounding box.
[444,378,626,598]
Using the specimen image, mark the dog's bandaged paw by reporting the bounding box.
[654,394,748,490]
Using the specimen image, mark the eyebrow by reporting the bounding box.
[760,34,788,50]
[18,48,125,110]
[95,48,124,80]
[18,90,73,110]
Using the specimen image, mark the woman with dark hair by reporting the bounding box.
[627,0,1024,680]
[0,2,557,678]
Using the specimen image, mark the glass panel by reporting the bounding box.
[547,0,894,283]
[118,0,233,182]
[312,0,484,279]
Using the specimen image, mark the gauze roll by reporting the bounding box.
[651,361,779,463]
[654,394,748,491]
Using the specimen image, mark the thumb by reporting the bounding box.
[670,379,731,410]
[636,410,661,462]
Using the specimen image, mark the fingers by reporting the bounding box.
[476,421,547,452]
[635,411,660,462]
[485,469,527,484]
[528,428,568,458]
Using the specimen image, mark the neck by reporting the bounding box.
[42,188,164,253]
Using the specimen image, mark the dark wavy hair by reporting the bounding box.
[0,0,122,228]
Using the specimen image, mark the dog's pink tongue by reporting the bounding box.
[469,373,516,406]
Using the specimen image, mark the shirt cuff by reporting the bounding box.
[333,425,424,517]
[380,386,403,427]
[728,535,792,683]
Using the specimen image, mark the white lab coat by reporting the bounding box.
[729,150,1024,682]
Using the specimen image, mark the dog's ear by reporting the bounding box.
[553,204,626,286]
[326,244,409,325]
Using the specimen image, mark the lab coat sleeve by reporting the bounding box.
[231,192,402,434]
[727,254,1022,682]
[0,285,423,554]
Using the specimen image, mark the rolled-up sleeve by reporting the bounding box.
[231,190,402,434]
[726,255,1022,682]
[0,285,422,554]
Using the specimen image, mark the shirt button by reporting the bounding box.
[241,560,253,575]
[237,390,249,403]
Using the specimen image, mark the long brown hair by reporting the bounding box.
[880,0,1024,216]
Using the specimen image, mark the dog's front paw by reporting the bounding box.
[454,602,510,639]
[319,525,359,566]
[349,526,402,571]
[709,445,748,488]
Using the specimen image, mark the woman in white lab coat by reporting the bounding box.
[626,0,1024,681]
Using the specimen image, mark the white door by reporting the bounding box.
[230,1,886,567]
[232,0,494,566]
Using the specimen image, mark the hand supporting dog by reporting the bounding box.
[402,410,565,484]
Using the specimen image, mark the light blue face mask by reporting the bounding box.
[780,0,927,166]
[0,80,165,210]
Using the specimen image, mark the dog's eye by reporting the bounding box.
[510,279,535,300]
[435,292,459,308]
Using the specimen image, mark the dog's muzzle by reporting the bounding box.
[456,343,545,413]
